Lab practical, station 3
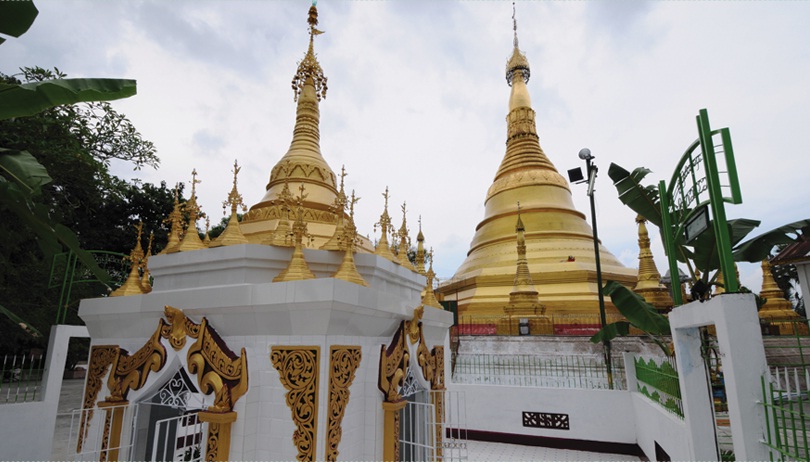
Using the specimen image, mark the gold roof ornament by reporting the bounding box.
[203,216,212,246]
[437,7,636,318]
[211,160,250,248]
[321,165,348,251]
[176,169,207,252]
[632,215,672,310]
[332,190,368,286]
[374,187,397,263]
[139,231,154,294]
[263,178,296,247]
[759,258,798,319]
[111,222,148,297]
[245,3,343,248]
[504,203,543,316]
[274,184,316,282]
[415,216,426,275]
[160,184,184,255]
[422,248,442,309]
[396,202,416,271]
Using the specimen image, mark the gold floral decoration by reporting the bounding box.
[78,345,119,452]
[326,346,361,462]
[271,346,321,462]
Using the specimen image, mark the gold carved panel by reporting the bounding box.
[78,345,118,452]
[271,346,320,462]
[326,346,361,462]
[106,328,166,402]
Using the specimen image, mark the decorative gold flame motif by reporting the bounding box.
[326,346,362,462]
[271,346,321,462]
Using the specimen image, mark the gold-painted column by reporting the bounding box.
[382,400,407,462]
[197,411,237,462]
[97,400,127,462]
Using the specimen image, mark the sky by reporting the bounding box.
[4,0,810,292]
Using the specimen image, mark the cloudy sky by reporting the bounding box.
[4,0,810,291]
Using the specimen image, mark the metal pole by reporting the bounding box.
[586,157,614,389]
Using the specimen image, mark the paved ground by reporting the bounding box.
[49,379,641,461]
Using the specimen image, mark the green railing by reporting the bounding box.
[0,354,44,403]
[762,318,810,369]
[452,353,626,390]
[634,356,683,418]
[761,367,810,461]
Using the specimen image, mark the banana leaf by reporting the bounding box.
[607,163,662,228]
[734,219,810,263]
[0,1,38,44]
[0,148,52,194]
[0,303,43,338]
[0,78,136,120]
[683,218,760,275]
[590,321,630,344]
[603,280,670,335]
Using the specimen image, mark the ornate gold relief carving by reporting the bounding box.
[378,322,408,403]
[78,345,118,452]
[106,328,167,403]
[326,346,361,462]
[186,317,249,413]
[160,305,200,350]
[271,346,320,462]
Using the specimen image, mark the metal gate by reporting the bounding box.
[150,412,204,462]
[401,400,436,462]
[65,403,139,461]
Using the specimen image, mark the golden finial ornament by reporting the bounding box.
[396,202,416,271]
[111,222,148,297]
[139,231,154,294]
[291,2,327,102]
[176,169,207,252]
[333,190,368,286]
[415,215,426,275]
[503,205,543,316]
[161,184,184,254]
[211,160,250,247]
[374,187,397,263]
[422,248,441,308]
[506,2,530,86]
[321,165,348,250]
[632,215,672,310]
[264,178,296,247]
[203,217,212,246]
[274,185,316,282]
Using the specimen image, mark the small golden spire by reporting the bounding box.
[161,184,184,254]
[633,215,672,310]
[396,202,416,271]
[502,204,543,316]
[274,185,316,282]
[203,217,212,246]
[211,160,249,248]
[111,223,148,297]
[415,215,426,275]
[422,248,442,308]
[321,165,348,250]
[176,169,207,252]
[265,179,296,247]
[333,190,368,286]
[374,187,397,263]
[759,258,797,319]
[139,231,154,294]
[292,3,327,102]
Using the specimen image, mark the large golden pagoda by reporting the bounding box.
[437,13,636,319]
[240,6,370,251]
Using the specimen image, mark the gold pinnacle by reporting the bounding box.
[374,186,397,263]
[212,160,249,248]
[176,169,206,252]
[111,222,148,297]
[422,248,441,308]
[274,185,316,282]
[397,202,415,271]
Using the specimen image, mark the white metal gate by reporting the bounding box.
[151,412,204,462]
[64,403,139,461]
[401,400,436,461]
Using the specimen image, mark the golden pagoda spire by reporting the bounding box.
[176,169,207,252]
[161,184,184,254]
[438,6,636,319]
[265,178,295,247]
[421,248,442,308]
[333,190,368,286]
[396,202,416,271]
[374,187,397,263]
[139,231,154,294]
[111,223,148,297]
[633,215,672,310]
[203,217,212,246]
[504,204,543,315]
[415,216,426,275]
[211,160,250,248]
[321,165,348,250]
[759,258,798,319]
[246,2,341,247]
[274,184,316,282]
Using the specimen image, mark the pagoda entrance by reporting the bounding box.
[131,368,207,462]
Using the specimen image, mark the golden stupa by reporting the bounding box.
[437,14,636,319]
[240,5,371,252]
